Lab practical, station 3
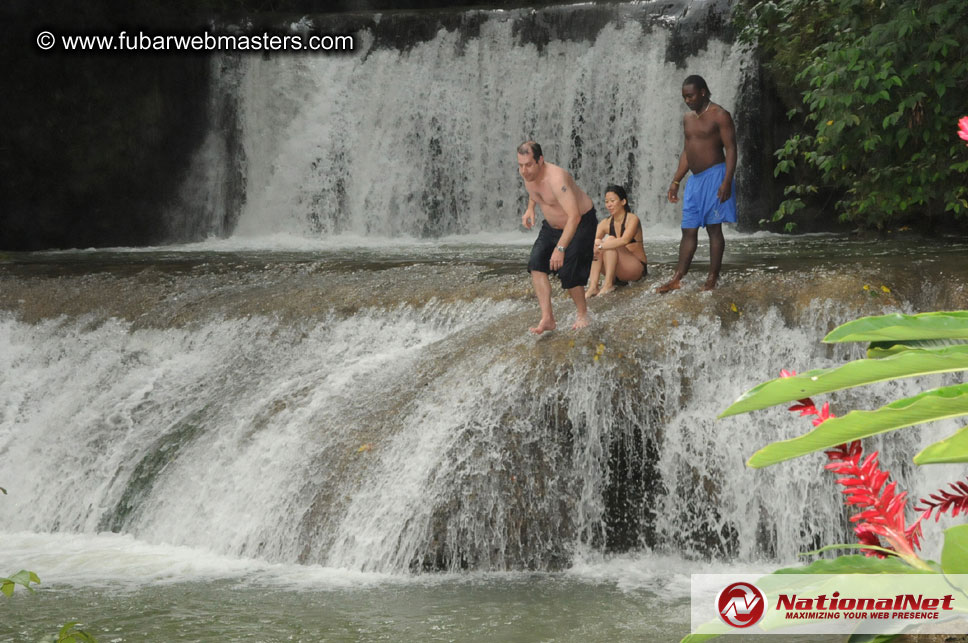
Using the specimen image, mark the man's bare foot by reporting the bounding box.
[598,285,615,296]
[571,314,590,330]
[585,288,599,300]
[529,318,557,335]
[657,280,681,294]
[701,277,717,291]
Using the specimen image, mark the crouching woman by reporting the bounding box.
[585,185,648,297]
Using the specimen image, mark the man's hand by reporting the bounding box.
[522,210,535,230]
[668,182,680,203]
[717,180,732,203]
[550,248,564,271]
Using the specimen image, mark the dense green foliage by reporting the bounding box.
[735,0,968,230]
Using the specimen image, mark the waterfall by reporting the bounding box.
[2,257,963,572]
[5,2,961,580]
[172,1,753,241]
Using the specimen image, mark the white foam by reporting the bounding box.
[0,532,398,590]
[0,531,768,597]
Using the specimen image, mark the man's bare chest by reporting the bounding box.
[684,119,720,141]
[527,183,558,207]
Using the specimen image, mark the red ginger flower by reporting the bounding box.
[777,370,924,565]
[823,448,923,563]
[812,402,834,427]
[959,116,968,144]
[916,478,968,522]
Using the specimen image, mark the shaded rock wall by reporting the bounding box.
[1,2,211,250]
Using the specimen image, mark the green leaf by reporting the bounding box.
[898,129,910,148]
[824,312,968,343]
[914,424,968,464]
[775,554,937,574]
[941,525,968,599]
[8,570,33,586]
[941,525,968,574]
[59,623,79,638]
[680,635,719,643]
[54,622,97,643]
[868,338,968,358]
[747,382,968,467]
[1,569,40,597]
[720,345,968,417]
[848,634,899,643]
[800,543,905,559]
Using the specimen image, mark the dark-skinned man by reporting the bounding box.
[658,75,738,293]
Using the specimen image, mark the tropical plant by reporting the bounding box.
[681,310,968,642]
[0,574,98,643]
[771,389,937,569]
[734,0,968,230]
[1,569,41,596]
[917,478,968,522]
[722,311,968,468]
[2,488,98,641]
[52,622,98,643]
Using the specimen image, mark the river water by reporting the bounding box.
[1,234,966,641]
[4,0,968,638]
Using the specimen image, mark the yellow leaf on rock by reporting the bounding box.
[881,285,891,293]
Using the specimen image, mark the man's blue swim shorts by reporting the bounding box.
[681,162,737,229]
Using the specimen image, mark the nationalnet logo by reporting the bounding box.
[692,574,968,636]
[717,582,767,628]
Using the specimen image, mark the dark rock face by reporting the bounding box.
[1,2,211,250]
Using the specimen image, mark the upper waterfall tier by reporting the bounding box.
[171,1,756,241]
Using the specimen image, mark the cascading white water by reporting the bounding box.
[5,3,963,584]
[207,8,749,240]
[2,261,960,573]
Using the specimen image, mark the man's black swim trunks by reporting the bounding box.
[527,208,598,289]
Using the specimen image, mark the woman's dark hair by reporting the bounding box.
[604,184,630,213]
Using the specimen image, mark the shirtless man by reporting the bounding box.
[658,75,738,293]
[517,141,598,334]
